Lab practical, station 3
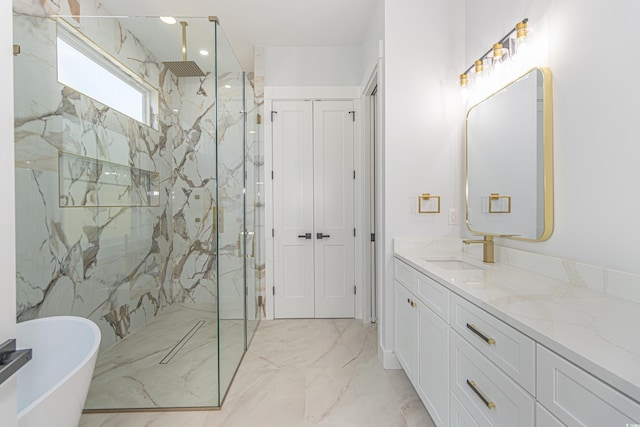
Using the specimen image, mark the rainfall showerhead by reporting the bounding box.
[163,21,205,78]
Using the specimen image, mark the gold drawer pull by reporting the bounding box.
[466,323,496,345]
[466,379,496,409]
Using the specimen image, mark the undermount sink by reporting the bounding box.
[423,259,485,270]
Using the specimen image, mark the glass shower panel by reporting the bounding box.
[215,23,247,402]
[13,14,222,410]
[245,74,261,344]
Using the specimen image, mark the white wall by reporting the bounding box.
[464,0,640,275]
[361,0,384,82]
[264,46,363,87]
[0,0,17,423]
[380,0,465,363]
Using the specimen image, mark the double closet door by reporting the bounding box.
[272,100,355,318]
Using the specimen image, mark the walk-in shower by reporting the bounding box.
[13,13,262,410]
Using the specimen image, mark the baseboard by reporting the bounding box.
[378,344,402,370]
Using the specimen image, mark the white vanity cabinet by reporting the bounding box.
[537,345,640,426]
[393,254,640,427]
[416,293,450,426]
[393,280,417,378]
[393,259,450,427]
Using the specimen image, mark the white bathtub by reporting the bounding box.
[16,316,101,427]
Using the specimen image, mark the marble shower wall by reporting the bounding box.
[12,11,223,350]
[165,71,218,306]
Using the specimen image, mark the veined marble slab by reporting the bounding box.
[394,237,640,404]
[85,303,245,409]
[80,319,433,427]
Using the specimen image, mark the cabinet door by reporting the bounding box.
[450,393,483,427]
[394,281,417,379]
[536,403,565,427]
[416,301,449,427]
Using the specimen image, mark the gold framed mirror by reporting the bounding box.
[466,67,553,241]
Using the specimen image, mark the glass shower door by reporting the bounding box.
[215,22,246,402]
[245,74,261,344]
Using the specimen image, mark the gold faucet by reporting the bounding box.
[463,235,495,263]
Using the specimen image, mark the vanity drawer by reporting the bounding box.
[394,258,415,292]
[451,331,534,427]
[415,271,449,322]
[537,345,640,426]
[450,293,535,394]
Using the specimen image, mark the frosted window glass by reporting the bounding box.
[57,36,147,124]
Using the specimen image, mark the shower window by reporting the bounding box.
[56,20,158,128]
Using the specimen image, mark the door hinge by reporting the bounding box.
[271,111,278,122]
[354,286,357,295]
[353,170,356,180]
[13,44,21,56]
[371,233,375,242]
[272,228,275,238]
[353,228,356,237]
[273,287,275,295]
[349,111,355,122]
[271,170,274,180]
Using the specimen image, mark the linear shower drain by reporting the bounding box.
[159,320,206,365]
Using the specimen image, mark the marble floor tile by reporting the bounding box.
[85,303,245,410]
[80,319,434,427]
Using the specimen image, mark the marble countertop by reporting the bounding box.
[394,238,640,404]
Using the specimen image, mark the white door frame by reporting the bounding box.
[359,68,380,324]
[264,86,360,320]
[1,1,18,424]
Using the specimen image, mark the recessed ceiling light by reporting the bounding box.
[160,17,177,25]
[249,130,255,134]
[199,49,209,56]
[224,84,231,89]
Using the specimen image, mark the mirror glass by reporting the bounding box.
[466,67,553,241]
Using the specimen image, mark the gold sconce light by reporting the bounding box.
[492,42,505,61]
[458,18,529,88]
[418,193,441,214]
[474,59,484,74]
[516,20,528,41]
[459,73,468,87]
[488,193,511,214]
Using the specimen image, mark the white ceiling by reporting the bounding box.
[100,0,377,72]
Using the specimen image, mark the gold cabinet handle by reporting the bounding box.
[466,379,496,409]
[466,323,496,345]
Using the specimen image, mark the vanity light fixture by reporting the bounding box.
[516,20,528,41]
[474,59,484,74]
[492,43,505,61]
[459,73,468,87]
[459,18,529,88]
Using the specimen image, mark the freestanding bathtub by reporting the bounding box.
[16,316,101,427]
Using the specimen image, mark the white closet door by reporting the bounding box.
[273,101,315,318]
[313,100,355,318]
